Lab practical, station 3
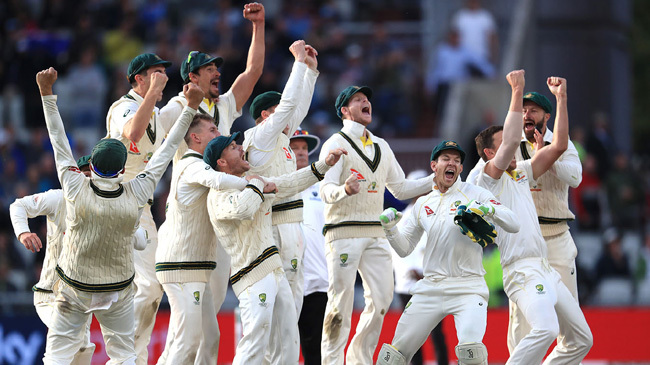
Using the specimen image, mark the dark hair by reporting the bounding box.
[475,125,503,161]
[184,113,216,144]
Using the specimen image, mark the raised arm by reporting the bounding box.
[484,69,525,179]
[129,83,204,205]
[231,2,265,111]
[210,179,266,220]
[548,140,582,188]
[530,77,569,180]
[186,161,248,191]
[122,72,168,142]
[37,68,86,199]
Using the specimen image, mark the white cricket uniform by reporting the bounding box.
[475,160,592,365]
[391,203,425,297]
[207,161,330,365]
[10,191,95,365]
[159,89,242,360]
[106,89,179,364]
[383,178,518,363]
[301,183,329,296]
[41,95,196,364]
[319,121,433,365]
[508,130,583,353]
[244,61,319,316]
[155,150,247,364]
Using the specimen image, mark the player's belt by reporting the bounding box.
[155,261,216,272]
[272,199,303,212]
[538,216,573,224]
[230,246,279,286]
[322,221,382,235]
[55,265,134,293]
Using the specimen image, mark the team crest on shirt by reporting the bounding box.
[424,206,434,216]
[144,152,153,163]
[128,141,140,154]
[290,259,298,271]
[350,169,366,182]
[259,293,268,307]
[535,284,545,294]
[367,181,378,193]
[340,253,349,267]
[283,147,293,160]
[449,200,461,213]
[193,291,200,305]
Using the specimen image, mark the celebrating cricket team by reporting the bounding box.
[10,2,593,364]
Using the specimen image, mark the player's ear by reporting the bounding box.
[341,106,349,118]
[430,160,436,172]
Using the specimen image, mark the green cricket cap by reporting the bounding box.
[127,53,172,83]
[523,92,552,113]
[76,155,91,169]
[250,91,282,120]
[335,85,372,119]
[203,132,242,169]
[430,140,465,163]
[90,139,127,177]
[181,51,224,83]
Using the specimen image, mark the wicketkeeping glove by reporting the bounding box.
[454,204,497,248]
[466,199,495,217]
[379,207,403,230]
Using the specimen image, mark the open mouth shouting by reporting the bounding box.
[524,118,536,133]
[444,167,456,182]
[361,106,371,116]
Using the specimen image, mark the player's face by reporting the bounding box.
[80,166,91,177]
[195,120,221,146]
[522,101,549,141]
[289,139,309,169]
[342,92,372,126]
[490,131,517,170]
[192,63,221,100]
[219,141,249,176]
[431,150,463,190]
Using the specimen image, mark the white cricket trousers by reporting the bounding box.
[272,222,305,316]
[503,257,592,365]
[133,207,164,365]
[157,282,219,364]
[43,281,136,365]
[507,231,581,353]
[35,292,95,365]
[390,276,488,363]
[233,269,299,365]
[158,244,230,365]
[321,237,394,365]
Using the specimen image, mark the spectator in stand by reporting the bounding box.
[595,228,632,283]
[572,154,604,231]
[451,0,499,66]
[605,152,645,230]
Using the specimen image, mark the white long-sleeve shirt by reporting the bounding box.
[301,183,329,295]
[385,177,519,279]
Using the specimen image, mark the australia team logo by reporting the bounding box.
[259,293,267,307]
[535,284,545,294]
[367,181,378,193]
[340,253,349,267]
[144,152,154,163]
[290,258,298,271]
[193,291,200,305]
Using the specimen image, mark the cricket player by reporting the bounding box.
[203,132,345,365]
[154,113,248,364]
[289,128,329,364]
[243,39,319,316]
[508,90,583,353]
[105,52,174,363]
[10,156,96,365]
[37,67,204,364]
[158,4,265,347]
[473,69,592,364]
[319,85,434,365]
[375,141,519,365]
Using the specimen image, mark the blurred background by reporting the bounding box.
[0,0,649,364]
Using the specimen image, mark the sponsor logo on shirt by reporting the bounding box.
[128,141,140,155]
[449,200,461,213]
[123,109,131,118]
[350,169,366,182]
[424,206,434,216]
[489,199,501,206]
[67,166,81,173]
[283,147,293,160]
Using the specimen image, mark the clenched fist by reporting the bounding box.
[36,67,58,96]
[547,76,567,98]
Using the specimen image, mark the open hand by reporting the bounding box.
[325,148,347,166]
[19,232,42,253]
